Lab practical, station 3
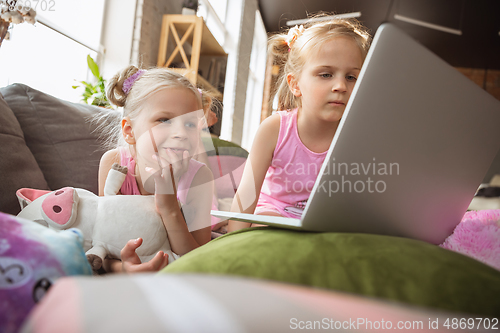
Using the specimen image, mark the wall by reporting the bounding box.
[102,0,184,70]
[456,68,500,101]
[101,0,259,144]
[133,0,259,145]
[133,0,184,67]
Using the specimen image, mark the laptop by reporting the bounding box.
[211,23,500,244]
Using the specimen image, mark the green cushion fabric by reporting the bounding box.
[202,136,248,158]
[162,227,500,316]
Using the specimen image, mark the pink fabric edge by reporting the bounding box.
[23,277,82,333]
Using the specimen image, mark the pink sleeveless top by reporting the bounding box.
[257,109,327,218]
[118,147,203,204]
[119,147,141,196]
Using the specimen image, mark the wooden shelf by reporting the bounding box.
[169,68,223,100]
[157,14,227,98]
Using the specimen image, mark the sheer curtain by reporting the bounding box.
[0,0,105,102]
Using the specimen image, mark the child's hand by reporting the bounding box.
[146,149,190,195]
[120,238,169,273]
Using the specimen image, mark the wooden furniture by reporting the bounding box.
[157,14,226,99]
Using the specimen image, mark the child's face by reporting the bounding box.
[290,36,363,123]
[130,87,205,166]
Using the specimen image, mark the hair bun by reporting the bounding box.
[106,66,141,107]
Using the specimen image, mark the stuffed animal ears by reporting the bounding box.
[16,188,51,209]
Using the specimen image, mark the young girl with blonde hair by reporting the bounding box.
[98,66,214,272]
[229,17,371,231]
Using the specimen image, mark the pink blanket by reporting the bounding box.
[440,209,500,270]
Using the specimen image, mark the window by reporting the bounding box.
[197,0,226,46]
[0,0,105,102]
[206,0,227,23]
[241,11,267,150]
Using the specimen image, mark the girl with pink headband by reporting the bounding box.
[98,66,215,273]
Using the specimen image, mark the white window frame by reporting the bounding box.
[197,0,227,47]
[35,16,101,54]
[241,10,267,150]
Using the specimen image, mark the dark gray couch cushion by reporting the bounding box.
[0,84,120,202]
[0,92,49,215]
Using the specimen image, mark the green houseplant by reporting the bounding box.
[73,55,112,108]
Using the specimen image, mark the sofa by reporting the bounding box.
[0,84,113,215]
[2,84,500,332]
[0,83,248,217]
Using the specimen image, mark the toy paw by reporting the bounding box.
[104,163,128,196]
[87,254,103,270]
[111,162,128,174]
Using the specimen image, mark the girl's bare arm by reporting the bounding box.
[227,114,280,232]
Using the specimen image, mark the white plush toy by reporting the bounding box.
[16,164,181,271]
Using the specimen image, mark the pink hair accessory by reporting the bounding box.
[285,25,305,50]
[123,69,146,95]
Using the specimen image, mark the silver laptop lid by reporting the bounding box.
[301,23,500,244]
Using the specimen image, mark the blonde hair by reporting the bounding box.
[101,66,212,148]
[269,14,371,111]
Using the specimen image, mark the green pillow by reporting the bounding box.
[162,228,500,316]
[202,136,249,158]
